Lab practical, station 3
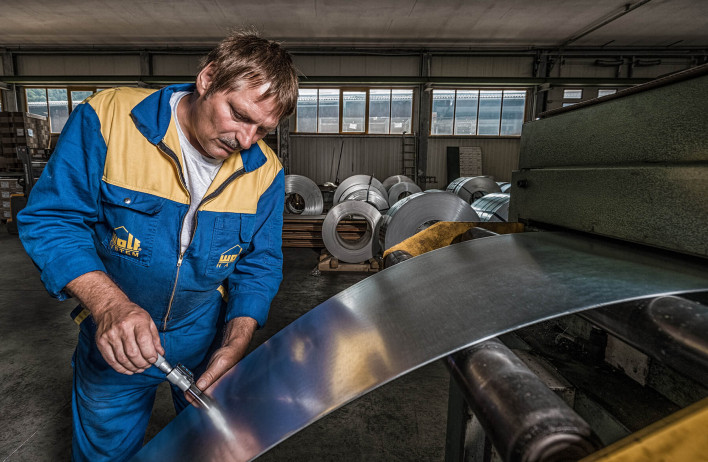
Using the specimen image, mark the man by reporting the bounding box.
[18,30,298,461]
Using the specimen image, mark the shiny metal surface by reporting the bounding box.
[284,174,323,215]
[497,182,512,193]
[321,201,381,263]
[134,232,708,462]
[333,175,387,205]
[342,188,389,212]
[447,176,502,204]
[472,192,511,222]
[382,174,414,192]
[378,191,480,250]
[387,181,422,207]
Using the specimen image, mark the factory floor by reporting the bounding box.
[0,225,449,461]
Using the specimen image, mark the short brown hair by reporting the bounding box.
[199,29,299,120]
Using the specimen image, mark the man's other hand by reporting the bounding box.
[193,317,257,399]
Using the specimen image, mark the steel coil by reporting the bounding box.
[322,201,382,263]
[284,175,324,215]
[497,182,512,193]
[378,191,480,250]
[343,188,390,211]
[382,175,415,192]
[333,175,387,205]
[388,181,422,207]
[447,176,502,204]
[472,193,510,222]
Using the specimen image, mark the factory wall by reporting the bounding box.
[3,52,697,188]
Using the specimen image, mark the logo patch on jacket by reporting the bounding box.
[217,245,243,269]
[110,226,142,257]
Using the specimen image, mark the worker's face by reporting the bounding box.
[189,63,280,160]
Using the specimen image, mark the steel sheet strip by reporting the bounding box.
[321,201,381,263]
[447,176,502,204]
[284,175,324,215]
[472,193,511,222]
[134,233,708,462]
[388,181,422,207]
[382,174,415,192]
[333,175,387,205]
[378,191,480,250]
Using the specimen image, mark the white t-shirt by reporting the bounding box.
[170,91,223,253]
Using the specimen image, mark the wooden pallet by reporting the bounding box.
[282,215,369,249]
[317,251,380,273]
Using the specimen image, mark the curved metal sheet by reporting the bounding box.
[133,232,708,462]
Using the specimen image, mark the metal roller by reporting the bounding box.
[387,181,422,207]
[135,232,708,462]
[447,176,502,204]
[333,175,387,205]
[382,174,415,192]
[342,188,389,212]
[321,200,381,263]
[472,193,511,222]
[378,192,480,251]
[284,175,324,215]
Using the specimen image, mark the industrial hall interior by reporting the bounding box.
[1,0,707,461]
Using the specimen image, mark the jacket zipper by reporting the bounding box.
[157,141,249,330]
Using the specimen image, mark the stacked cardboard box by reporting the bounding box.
[0,177,23,220]
[0,112,52,172]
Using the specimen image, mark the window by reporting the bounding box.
[563,89,583,99]
[430,89,527,136]
[342,91,366,133]
[25,87,104,133]
[598,89,617,97]
[294,88,414,134]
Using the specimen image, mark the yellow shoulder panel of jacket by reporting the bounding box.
[89,88,190,204]
[202,140,283,214]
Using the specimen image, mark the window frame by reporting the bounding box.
[294,86,416,135]
[24,86,104,134]
[429,88,528,138]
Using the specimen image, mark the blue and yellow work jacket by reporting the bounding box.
[18,84,284,330]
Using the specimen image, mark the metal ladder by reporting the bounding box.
[401,133,417,181]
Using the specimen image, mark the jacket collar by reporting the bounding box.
[130,83,267,173]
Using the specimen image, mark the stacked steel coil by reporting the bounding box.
[342,188,390,211]
[447,176,502,204]
[497,182,512,193]
[322,201,382,263]
[377,191,480,250]
[388,181,422,207]
[382,175,415,192]
[333,175,388,205]
[472,193,511,222]
[284,175,324,215]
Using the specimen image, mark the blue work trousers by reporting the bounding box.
[71,304,223,462]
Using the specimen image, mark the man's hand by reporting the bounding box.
[92,300,164,374]
[196,317,257,393]
[66,271,164,375]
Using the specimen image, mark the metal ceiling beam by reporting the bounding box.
[0,75,653,87]
[560,0,654,48]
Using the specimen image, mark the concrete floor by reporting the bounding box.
[0,227,449,461]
